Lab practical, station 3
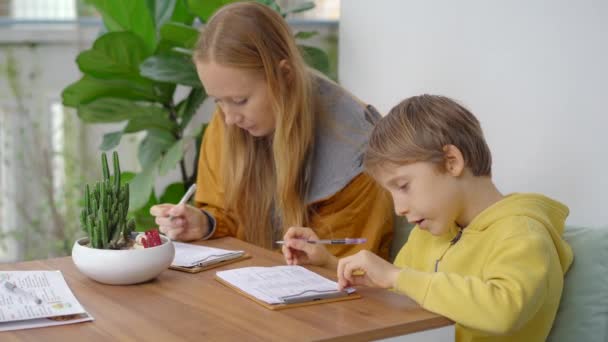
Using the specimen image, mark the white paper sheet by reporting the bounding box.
[0,270,93,331]
[172,242,244,267]
[216,265,348,304]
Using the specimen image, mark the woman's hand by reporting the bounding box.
[150,204,210,241]
[281,227,338,270]
[337,250,401,290]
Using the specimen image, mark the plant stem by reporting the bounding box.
[179,159,188,187]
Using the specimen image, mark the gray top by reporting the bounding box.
[305,76,380,204]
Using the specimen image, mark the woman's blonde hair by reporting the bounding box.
[193,2,316,248]
[364,95,492,177]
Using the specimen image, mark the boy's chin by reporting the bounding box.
[425,223,449,236]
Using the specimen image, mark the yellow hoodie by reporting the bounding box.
[393,193,573,342]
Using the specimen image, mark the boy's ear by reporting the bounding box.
[278,59,293,83]
[443,145,465,176]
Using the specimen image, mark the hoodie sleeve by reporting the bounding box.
[394,221,552,335]
[194,112,239,239]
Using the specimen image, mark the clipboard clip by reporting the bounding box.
[279,288,356,304]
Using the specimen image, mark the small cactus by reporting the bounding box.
[79,151,136,249]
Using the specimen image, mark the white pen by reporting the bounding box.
[169,184,197,221]
[4,281,43,305]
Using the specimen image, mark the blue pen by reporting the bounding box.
[275,238,367,245]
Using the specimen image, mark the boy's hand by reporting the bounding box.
[337,250,401,290]
[150,204,209,241]
[282,227,338,269]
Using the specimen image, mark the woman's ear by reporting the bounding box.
[443,145,465,176]
[278,59,293,83]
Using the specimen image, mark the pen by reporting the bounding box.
[169,184,197,221]
[275,238,367,245]
[4,281,43,305]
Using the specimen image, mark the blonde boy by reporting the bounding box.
[282,95,573,341]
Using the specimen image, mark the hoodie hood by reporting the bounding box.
[468,193,573,273]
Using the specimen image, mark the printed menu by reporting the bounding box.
[0,270,93,331]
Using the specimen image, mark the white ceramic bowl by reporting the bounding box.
[72,235,175,285]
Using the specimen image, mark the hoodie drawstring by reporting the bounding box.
[434,228,464,272]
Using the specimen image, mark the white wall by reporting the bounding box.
[340,0,608,227]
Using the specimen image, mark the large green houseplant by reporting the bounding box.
[62,0,330,229]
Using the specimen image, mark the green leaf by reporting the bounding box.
[149,0,176,32]
[124,114,177,134]
[100,131,123,151]
[62,75,163,107]
[128,166,157,210]
[125,166,158,230]
[156,21,198,54]
[282,2,314,16]
[160,22,199,49]
[76,32,151,79]
[299,45,330,76]
[77,98,161,123]
[78,98,133,122]
[85,0,157,53]
[129,190,158,231]
[140,54,202,87]
[159,140,184,176]
[187,0,237,22]
[295,31,318,40]
[171,0,195,25]
[159,182,187,204]
[177,87,207,130]
[154,82,177,104]
[120,171,136,185]
[138,129,176,169]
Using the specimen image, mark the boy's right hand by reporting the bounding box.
[337,250,401,291]
[150,204,209,241]
[282,227,338,270]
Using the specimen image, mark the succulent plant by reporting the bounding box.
[79,151,136,249]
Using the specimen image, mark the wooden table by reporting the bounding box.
[1,237,453,341]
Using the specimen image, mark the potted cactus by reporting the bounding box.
[72,152,174,285]
[80,151,136,249]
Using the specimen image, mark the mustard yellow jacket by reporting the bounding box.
[393,193,573,341]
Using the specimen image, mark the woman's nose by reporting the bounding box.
[224,109,243,126]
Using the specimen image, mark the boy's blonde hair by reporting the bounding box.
[364,95,492,176]
[193,2,316,248]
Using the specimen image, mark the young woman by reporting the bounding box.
[150,2,393,258]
